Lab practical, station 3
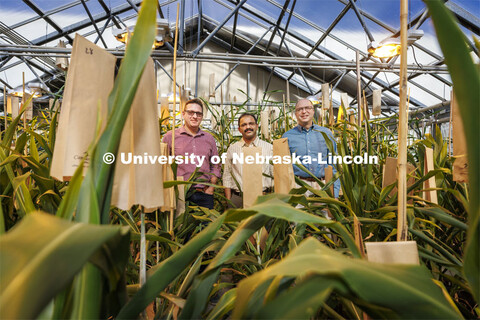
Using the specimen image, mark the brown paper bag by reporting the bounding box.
[322,83,330,113]
[55,40,69,71]
[49,98,61,112]
[111,59,164,210]
[23,93,33,121]
[423,147,438,204]
[50,34,116,181]
[176,175,185,217]
[273,138,295,194]
[242,147,263,208]
[383,157,416,202]
[366,241,419,264]
[6,95,20,118]
[372,89,382,116]
[452,90,468,182]
[159,97,170,125]
[209,73,215,98]
[325,165,334,195]
[260,110,270,140]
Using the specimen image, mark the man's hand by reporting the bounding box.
[204,186,215,195]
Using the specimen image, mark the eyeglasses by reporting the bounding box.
[184,110,203,117]
[295,106,314,113]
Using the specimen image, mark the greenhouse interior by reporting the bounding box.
[0,0,479,319]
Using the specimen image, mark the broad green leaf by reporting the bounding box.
[233,238,462,319]
[88,0,157,224]
[423,0,480,301]
[206,288,237,320]
[0,212,129,320]
[255,277,336,319]
[225,198,333,225]
[116,215,225,319]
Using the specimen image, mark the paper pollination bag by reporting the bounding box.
[242,146,263,208]
[6,95,20,118]
[50,34,116,181]
[260,110,270,140]
[451,90,468,183]
[23,93,33,121]
[111,58,164,210]
[273,138,295,194]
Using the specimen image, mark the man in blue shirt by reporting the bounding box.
[282,98,340,198]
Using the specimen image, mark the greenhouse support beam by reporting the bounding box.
[195,0,202,97]
[9,0,84,31]
[306,1,351,58]
[215,26,273,91]
[178,0,186,55]
[28,0,143,46]
[0,45,450,74]
[264,0,298,95]
[276,0,296,56]
[445,1,480,36]
[263,0,291,55]
[336,0,443,62]
[80,0,108,48]
[230,0,239,50]
[191,0,248,57]
[94,17,112,46]
[125,0,139,12]
[22,0,73,45]
[267,0,372,62]
[154,60,181,89]
[348,0,375,43]
[19,57,52,95]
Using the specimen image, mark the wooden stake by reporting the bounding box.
[283,94,289,132]
[3,85,6,132]
[423,147,438,204]
[170,3,180,234]
[397,0,408,242]
[362,90,369,150]
[22,72,26,130]
[353,216,366,258]
[356,51,361,128]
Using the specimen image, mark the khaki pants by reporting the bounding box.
[228,193,243,209]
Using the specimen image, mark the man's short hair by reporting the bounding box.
[237,113,258,127]
[184,98,205,113]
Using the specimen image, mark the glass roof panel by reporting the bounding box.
[291,0,346,31]
[47,6,86,30]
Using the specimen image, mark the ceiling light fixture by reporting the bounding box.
[368,30,424,59]
[9,82,47,98]
[113,19,172,49]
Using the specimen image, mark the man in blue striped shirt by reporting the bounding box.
[282,98,340,198]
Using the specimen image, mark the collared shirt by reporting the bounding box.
[223,136,273,192]
[162,126,221,186]
[282,124,340,197]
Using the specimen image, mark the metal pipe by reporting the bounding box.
[215,26,272,91]
[247,65,250,108]
[356,51,361,126]
[80,0,108,48]
[191,0,248,57]
[263,0,291,55]
[0,46,451,74]
[19,57,52,95]
[178,0,185,55]
[94,17,111,45]
[348,0,375,42]
[306,2,351,58]
[195,0,202,97]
